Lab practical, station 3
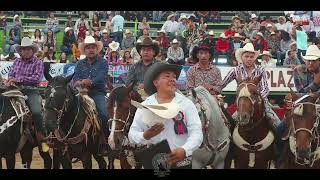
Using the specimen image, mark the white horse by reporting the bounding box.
[186,86,231,169]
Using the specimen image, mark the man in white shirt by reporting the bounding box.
[275,16,289,32]
[128,62,203,168]
[111,11,125,43]
[161,14,180,42]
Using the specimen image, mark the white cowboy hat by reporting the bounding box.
[278,16,286,22]
[64,27,73,33]
[267,24,273,28]
[125,29,132,34]
[235,43,259,63]
[256,32,264,38]
[290,14,294,18]
[260,51,272,58]
[157,29,166,34]
[167,14,176,20]
[131,100,180,126]
[302,45,320,61]
[208,30,214,36]
[136,39,142,44]
[178,15,188,21]
[13,14,19,21]
[250,14,258,19]
[233,33,243,38]
[102,29,109,34]
[78,35,103,54]
[172,39,179,44]
[220,33,227,39]
[108,41,120,52]
[270,32,276,35]
[15,37,39,54]
[23,29,29,33]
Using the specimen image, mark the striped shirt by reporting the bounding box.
[221,64,269,102]
[187,63,223,94]
[8,56,44,86]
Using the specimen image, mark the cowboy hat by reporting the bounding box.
[232,15,241,21]
[167,13,176,20]
[64,27,73,33]
[220,33,227,39]
[125,29,132,34]
[178,15,188,21]
[131,100,180,126]
[171,39,179,44]
[270,31,276,36]
[250,14,258,19]
[191,43,213,61]
[278,16,286,22]
[157,29,166,34]
[302,45,320,61]
[260,51,272,58]
[233,33,243,38]
[256,32,264,38]
[208,30,215,36]
[143,62,182,96]
[108,41,120,52]
[235,43,259,63]
[136,37,160,57]
[15,37,39,54]
[80,54,86,59]
[78,35,103,54]
[102,29,109,34]
[13,14,19,21]
[267,24,273,28]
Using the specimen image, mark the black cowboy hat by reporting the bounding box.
[191,43,213,61]
[136,37,160,57]
[143,62,182,96]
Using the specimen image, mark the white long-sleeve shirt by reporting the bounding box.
[128,92,203,157]
[161,20,180,34]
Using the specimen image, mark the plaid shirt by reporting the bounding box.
[186,63,223,93]
[8,56,44,86]
[222,64,269,102]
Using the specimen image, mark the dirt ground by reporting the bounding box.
[1,147,121,169]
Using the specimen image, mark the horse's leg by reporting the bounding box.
[192,148,210,169]
[211,144,230,169]
[20,144,33,169]
[81,152,92,169]
[5,153,15,169]
[119,153,131,169]
[60,152,72,169]
[92,153,107,169]
[234,151,249,169]
[107,155,115,169]
[52,149,61,169]
[38,150,52,169]
[224,143,234,169]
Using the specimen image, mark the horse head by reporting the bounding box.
[107,83,134,150]
[285,91,320,165]
[235,75,263,126]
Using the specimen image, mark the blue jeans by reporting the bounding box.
[90,93,109,137]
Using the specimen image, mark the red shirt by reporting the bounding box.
[215,38,230,52]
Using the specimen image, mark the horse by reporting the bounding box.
[280,90,320,169]
[0,83,52,169]
[106,83,143,169]
[43,75,107,169]
[186,86,230,169]
[228,75,275,169]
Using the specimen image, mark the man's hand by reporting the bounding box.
[4,78,17,87]
[168,148,186,166]
[314,73,320,85]
[143,123,164,140]
[204,84,218,95]
[81,79,92,88]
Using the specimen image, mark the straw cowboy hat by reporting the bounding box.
[256,32,264,38]
[302,45,320,61]
[250,14,258,19]
[143,62,182,96]
[131,100,180,126]
[80,54,86,59]
[64,27,73,33]
[167,13,176,20]
[233,33,243,38]
[79,35,103,54]
[260,51,272,58]
[13,14,19,21]
[125,29,132,34]
[178,15,188,21]
[208,30,215,36]
[232,15,241,21]
[23,29,29,33]
[108,41,120,52]
[278,16,286,22]
[136,37,160,57]
[157,29,166,34]
[267,24,273,28]
[15,37,39,54]
[171,39,179,44]
[102,29,109,34]
[235,43,260,63]
[270,32,276,36]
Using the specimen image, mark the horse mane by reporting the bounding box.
[109,86,128,104]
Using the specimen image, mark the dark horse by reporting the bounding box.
[106,83,143,169]
[280,90,320,169]
[0,83,52,169]
[226,75,275,169]
[43,75,106,169]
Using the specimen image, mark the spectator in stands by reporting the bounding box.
[111,11,125,43]
[197,17,207,33]
[265,24,273,37]
[232,33,245,50]
[161,13,180,41]
[91,13,101,35]
[13,14,22,40]
[258,51,277,68]
[283,50,300,69]
[267,32,281,59]
[138,29,150,42]
[292,25,308,64]
[43,12,59,34]
[61,27,76,55]
[277,30,293,65]
[131,39,142,63]
[106,41,121,65]
[224,24,236,39]
[230,51,238,66]
[22,29,31,39]
[253,32,268,53]
[93,30,101,42]
[65,15,74,28]
[138,16,150,37]
[101,29,112,55]
[210,11,221,23]
[4,28,19,55]
[35,50,44,61]
[59,52,68,63]
[167,39,184,65]
[74,12,90,41]
[178,15,188,33]
[248,14,261,37]
[120,50,133,65]
[43,29,56,51]
[156,30,170,59]
[259,26,269,39]
[31,29,44,51]
[182,17,200,57]
[287,42,297,59]
[236,26,247,38]
[261,16,274,27]
[232,16,242,28]
[242,22,250,38]
[275,16,289,32]
[0,12,7,36]
[72,37,82,61]
[105,14,113,34]
[196,11,210,22]
[302,17,317,44]
[215,33,233,65]
[121,29,136,50]
[43,47,57,63]
[202,30,216,55]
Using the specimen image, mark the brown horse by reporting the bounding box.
[106,83,143,169]
[228,75,275,169]
[280,91,320,169]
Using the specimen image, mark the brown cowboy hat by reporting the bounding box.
[143,62,182,96]
[136,37,160,57]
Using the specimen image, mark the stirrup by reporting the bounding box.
[41,142,50,153]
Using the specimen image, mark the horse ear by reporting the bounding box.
[253,75,262,85]
[288,87,299,101]
[127,82,134,94]
[64,74,74,84]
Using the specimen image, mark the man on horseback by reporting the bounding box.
[72,36,109,139]
[4,37,48,152]
[125,37,160,98]
[128,62,203,168]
